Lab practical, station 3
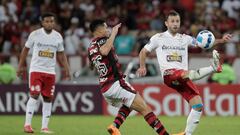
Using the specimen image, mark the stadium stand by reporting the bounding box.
[0,0,239,84]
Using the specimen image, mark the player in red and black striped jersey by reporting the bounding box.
[88,19,170,135]
[88,36,129,93]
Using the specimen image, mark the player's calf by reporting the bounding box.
[113,105,131,129]
[130,93,170,135]
[185,103,203,135]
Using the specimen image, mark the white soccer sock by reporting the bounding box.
[42,102,52,129]
[188,66,214,81]
[185,109,202,135]
[25,97,37,126]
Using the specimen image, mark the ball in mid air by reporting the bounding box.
[196,30,215,49]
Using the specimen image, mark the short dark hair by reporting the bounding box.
[165,10,180,21]
[89,19,105,33]
[40,12,55,21]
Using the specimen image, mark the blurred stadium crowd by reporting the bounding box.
[0,0,239,84]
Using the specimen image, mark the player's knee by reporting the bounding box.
[181,70,189,79]
[192,103,203,112]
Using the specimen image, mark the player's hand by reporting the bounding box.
[16,67,24,77]
[222,34,232,43]
[136,67,147,77]
[111,23,121,35]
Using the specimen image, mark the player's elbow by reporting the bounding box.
[139,48,149,57]
[99,48,109,56]
[100,50,108,56]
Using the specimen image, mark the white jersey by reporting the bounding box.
[25,28,64,74]
[144,31,196,77]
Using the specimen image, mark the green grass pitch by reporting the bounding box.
[0,115,239,135]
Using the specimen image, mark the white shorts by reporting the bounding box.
[102,80,136,108]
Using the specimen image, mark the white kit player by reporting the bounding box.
[17,12,70,134]
[137,10,232,135]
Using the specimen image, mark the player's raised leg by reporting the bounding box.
[187,50,222,81]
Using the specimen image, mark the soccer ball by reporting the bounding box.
[196,30,215,49]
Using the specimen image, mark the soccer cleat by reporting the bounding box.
[107,124,121,135]
[24,125,34,133]
[41,128,54,134]
[172,132,186,135]
[211,50,222,73]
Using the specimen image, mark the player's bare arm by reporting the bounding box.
[136,48,150,77]
[213,34,232,47]
[17,47,30,77]
[57,51,70,80]
[100,23,121,56]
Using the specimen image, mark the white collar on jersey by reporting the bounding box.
[41,28,53,35]
[165,30,179,38]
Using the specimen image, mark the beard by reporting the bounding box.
[43,27,53,34]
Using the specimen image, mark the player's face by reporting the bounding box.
[41,16,55,33]
[165,15,180,34]
[97,23,110,37]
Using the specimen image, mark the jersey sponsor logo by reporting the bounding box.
[37,42,58,49]
[38,49,54,58]
[162,45,185,51]
[166,52,182,62]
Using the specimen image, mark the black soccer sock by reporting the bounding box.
[144,112,169,135]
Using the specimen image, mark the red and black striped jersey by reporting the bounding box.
[88,37,125,92]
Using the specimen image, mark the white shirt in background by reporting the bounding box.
[25,28,64,74]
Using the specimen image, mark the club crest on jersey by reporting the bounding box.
[166,52,182,62]
[38,49,54,58]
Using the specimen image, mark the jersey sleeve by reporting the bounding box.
[25,32,35,48]
[144,35,158,52]
[57,34,64,52]
[186,35,197,47]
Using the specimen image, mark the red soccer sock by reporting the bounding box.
[113,105,131,128]
[144,112,169,135]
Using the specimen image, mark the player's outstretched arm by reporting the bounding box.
[17,47,30,77]
[213,34,232,46]
[136,48,150,77]
[57,51,70,80]
[100,23,121,56]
